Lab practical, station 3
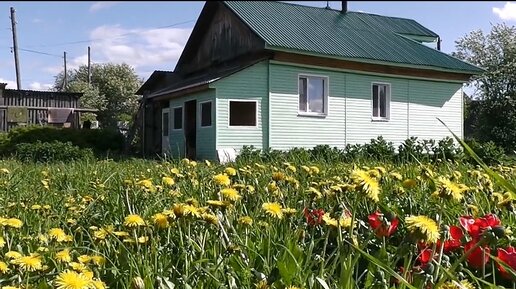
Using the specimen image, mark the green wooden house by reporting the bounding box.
[136,1,483,160]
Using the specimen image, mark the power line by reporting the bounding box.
[23,19,196,48]
[17,47,63,58]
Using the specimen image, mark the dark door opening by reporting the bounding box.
[184,100,197,159]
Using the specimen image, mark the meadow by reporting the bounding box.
[0,156,513,289]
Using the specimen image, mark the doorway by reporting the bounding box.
[161,108,170,155]
[184,100,197,159]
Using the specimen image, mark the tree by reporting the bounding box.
[453,23,516,153]
[54,63,143,129]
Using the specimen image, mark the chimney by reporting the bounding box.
[341,1,347,13]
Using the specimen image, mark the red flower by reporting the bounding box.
[303,208,325,226]
[464,240,491,269]
[368,211,399,237]
[497,246,516,280]
[436,225,464,253]
[418,247,433,264]
[460,214,501,239]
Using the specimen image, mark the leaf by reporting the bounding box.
[315,276,331,289]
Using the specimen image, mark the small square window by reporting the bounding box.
[372,83,390,120]
[200,102,212,127]
[173,107,183,129]
[229,101,256,126]
[299,75,328,115]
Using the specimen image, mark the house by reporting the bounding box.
[135,1,483,160]
[0,83,97,131]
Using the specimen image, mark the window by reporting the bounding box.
[229,101,256,126]
[372,83,390,120]
[173,107,183,130]
[200,101,212,127]
[162,112,169,136]
[299,75,328,115]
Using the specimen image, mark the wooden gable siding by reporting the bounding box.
[174,2,265,75]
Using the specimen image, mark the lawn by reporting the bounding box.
[0,157,513,289]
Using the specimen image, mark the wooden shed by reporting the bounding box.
[0,83,97,132]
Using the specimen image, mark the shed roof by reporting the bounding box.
[223,1,483,74]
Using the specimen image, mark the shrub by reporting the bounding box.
[362,136,396,161]
[433,137,461,161]
[4,126,124,155]
[14,141,95,163]
[464,138,506,165]
[397,137,425,162]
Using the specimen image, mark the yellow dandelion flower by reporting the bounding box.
[310,166,320,174]
[267,181,278,193]
[152,213,170,229]
[213,174,231,186]
[238,216,253,226]
[124,214,146,227]
[12,254,43,272]
[439,280,476,289]
[181,204,201,218]
[351,169,381,202]
[390,172,403,181]
[3,218,23,229]
[402,179,417,189]
[2,286,21,289]
[432,177,468,201]
[37,246,49,252]
[301,165,310,173]
[49,228,69,242]
[262,202,283,219]
[281,208,297,217]
[113,231,129,238]
[406,215,440,244]
[255,279,269,289]
[162,176,175,187]
[77,255,91,264]
[0,168,10,174]
[137,236,149,244]
[0,237,4,248]
[322,213,338,227]
[54,269,92,289]
[0,261,10,273]
[206,200,231,209]
[221,188,241,201]
[368,169,381,179]
[91,279,106,289]
[285,286,301,289]
[201,213,219,226]
[56,249,72,263]
[137,179,154,189]
[272,172,286,181]
[132,277,145,289]
[91,255,105,266]
[69,262,89,273]
[32,204,42,210]
[5,251,22,260]
[224,167,237,176]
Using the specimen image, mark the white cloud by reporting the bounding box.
[88,25,192,76]
[89,2,119,12]
[0,78,17,89]
[32,18,42,23]
[493,2,516,21]
[28,82,52,91]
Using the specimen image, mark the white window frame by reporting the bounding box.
[298,73,329,117]
[199,100,213,128]
[227,99,258,128]
[371,82,391,122]
[172,106,183,131]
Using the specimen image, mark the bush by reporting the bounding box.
[397,137,425,162]
[14,141,94,163]
[464,138,506,165]
[433,137,461,161]
[362,136,396,161]
[3,126,124,155]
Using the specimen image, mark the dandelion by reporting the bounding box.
[439,280,476,289]
[351,169,380,202]
[162,176,175,187]
[3,218,23,228]
[402,179,417,189]
[389,172,403,181]
[310,166,320,174]
[282,208,297,217]
[124,214,146,227]
[0,261,9,273]
[272,172,286,181]
[262,202,283,219]
[152,213,170,229]
[12,254,43,272]
[132,277,145,289]
[432,177,468,201]
[5,251,22,260]
[69,262,89,273]
[0,168,9,174]
[255,279,269,289]
[49,228,69,242]
[201,213,219,226]
[213,174,231,186]
[54,269,93,289]
[91,279,107,289]
[238,216,253,226]
[91,255,105,266]
[405,215,440,244]
[77,255,91,264]
[0,237,4,248]
[221,188,241,201]
[207,200,231,209]
[56,249,72,263]
[224,167,237,176]
[285,286,301,289]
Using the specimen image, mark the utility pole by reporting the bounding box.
[10,7,21,90]
[87,46,91,86]
[62,51,67,91]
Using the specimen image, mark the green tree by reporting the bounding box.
[54,63,143,129]
[453,23,516,153]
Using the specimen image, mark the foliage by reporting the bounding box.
[464,138,506,165]
[0,125,124,156]
[54,63,143,129]
[14,141,94,163]
[453,23,516,152]
[0,155,512,288]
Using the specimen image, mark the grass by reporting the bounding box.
[0,156,513,289]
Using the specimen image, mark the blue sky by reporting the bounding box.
[0,1,514,91]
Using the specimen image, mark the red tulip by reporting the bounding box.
[418,247,433,264]
[303,208,325,226]
[497,246,516,280]
[460,214,501,239]
[368,211,399,237]
[436,225,464,253]
[464,240,491,269]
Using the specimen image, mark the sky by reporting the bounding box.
[0,1,514,91]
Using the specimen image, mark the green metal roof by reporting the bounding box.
[223,1,483,74]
